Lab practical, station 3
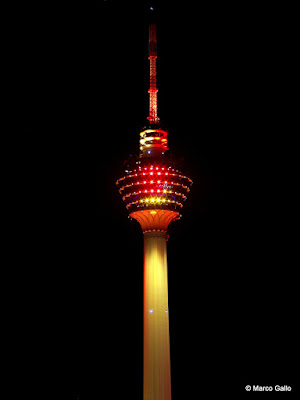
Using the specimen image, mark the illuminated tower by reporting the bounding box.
[116,24,192,400]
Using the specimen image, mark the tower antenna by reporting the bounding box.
[147,24,160,125]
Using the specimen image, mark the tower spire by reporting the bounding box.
[147,24,160,125]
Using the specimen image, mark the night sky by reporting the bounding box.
[10,1,297,398]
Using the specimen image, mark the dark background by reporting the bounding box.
[7,1,297,398]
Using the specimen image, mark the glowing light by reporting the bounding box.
[116,162,192,212]
[149,309,153,313]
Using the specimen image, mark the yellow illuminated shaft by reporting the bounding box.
[143,231,171,400]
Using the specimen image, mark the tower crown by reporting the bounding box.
[116,23,192,233]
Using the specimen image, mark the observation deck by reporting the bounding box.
[116,157,193,215]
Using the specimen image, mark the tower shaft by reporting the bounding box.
[143,231,171,400]
[129,210,177,400]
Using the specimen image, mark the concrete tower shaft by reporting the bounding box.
[130,211,176,400]
[143,231,171,400]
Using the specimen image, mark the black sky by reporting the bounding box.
[9,1,298,398]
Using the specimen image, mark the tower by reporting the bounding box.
[116,24,192,400]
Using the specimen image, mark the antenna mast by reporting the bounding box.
[147,24,160,125]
